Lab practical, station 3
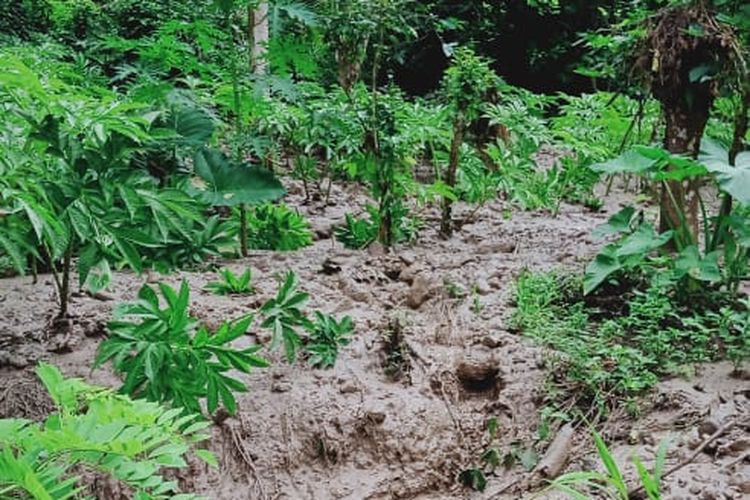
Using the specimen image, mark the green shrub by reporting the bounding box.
[246,203,313,251]
[306,312,354,368]
[0,363,214,499]
[205,267,255,296]
[513,271,746,411]
[95,281,268,416]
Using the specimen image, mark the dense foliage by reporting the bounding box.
[0,0,747,497]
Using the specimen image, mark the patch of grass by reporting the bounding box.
[513,271,748,412]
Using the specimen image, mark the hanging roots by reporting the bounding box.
[633,3,742,104]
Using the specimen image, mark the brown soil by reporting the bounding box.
[0,178,747,499]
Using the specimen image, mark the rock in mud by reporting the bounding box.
[406,274,433,309]
[271,381,292,393]
[364,404,387,424]
[320,257,342,275]
[338,379,358,394]
[398,263,424,285]
[481,333,506,349]
[474,278,492,295]
[537,423,575,478]
[310,220,333,240]
[454,350,502,395]
[477,242,516,255]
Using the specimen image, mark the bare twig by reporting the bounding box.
[628,419,738,497]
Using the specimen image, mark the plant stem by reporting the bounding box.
[240,204,248,257]
[441,114,464,238]
[59,245,72,318]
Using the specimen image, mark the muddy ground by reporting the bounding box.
[0,175,748,499]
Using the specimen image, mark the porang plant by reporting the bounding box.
[0,363,215,499]
[0,57,234,318]
[95,280,269,416]
[439,47,499,237]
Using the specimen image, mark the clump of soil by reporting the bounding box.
[0,372,54,420]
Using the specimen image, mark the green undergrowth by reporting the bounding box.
[513,271,749,414]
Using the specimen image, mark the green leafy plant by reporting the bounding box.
[335,212,378,249]
[95,281,269,415]
[439,46,499,236]
[205,267,255,295]
[546,431,670,500]
[514,270,745,412]
[305,311,354,368]
[335,204,421,249]
[0,363,214,499]
[588,142,750,295]
[260,271,313,363]
[190,147,286,257]
[0,56,222,317]
[246,203,313,251]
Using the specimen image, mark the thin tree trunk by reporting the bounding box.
[441,115,465,238]
[240,204,249,257]
[659,101,711,247]
[252,2,269,74]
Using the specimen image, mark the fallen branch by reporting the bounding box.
[628,419,737,498]
[536,423,576,478]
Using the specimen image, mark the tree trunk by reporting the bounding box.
[440,115,465,238]
[659,99,711,246]
[251,2,269,74]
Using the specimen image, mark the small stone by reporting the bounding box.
[398,263,423,284]
[689,485,702,495]
[481,334,505,349]
[271,381,292,393]
[339,380,357,394]
[365,408,386,425]
[406,274,432,309]
[474,278,491,295]
[727,438,750,453]
[399,252,416,266]
[256,329,273,344]
[698,419,719,437]
[320,258,342,275]
[311,221,333,240]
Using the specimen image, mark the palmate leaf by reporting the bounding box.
[191,148,286,207]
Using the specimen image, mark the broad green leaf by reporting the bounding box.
[591,150,657,175]
[593,206,637,238]
[194,449,218,468]
[584,245,622,295]
[191,148,286,207]
[615,224,672,257]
